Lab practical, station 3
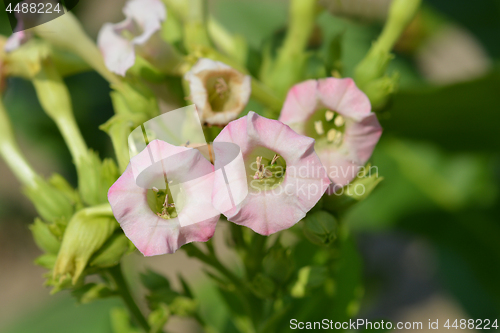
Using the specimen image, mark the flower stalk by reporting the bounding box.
[0,95,38,187]
[354,0,422,90]
[108,264,152,333]
[32,59,89,167]
[261,0,318,96]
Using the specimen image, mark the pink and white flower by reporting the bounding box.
[97,0,166,76]
[108,140,219,256]
[279,78,382,190]
[185,58,251,126]
[212,111,330,235]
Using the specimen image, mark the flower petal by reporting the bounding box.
[97,0,166,76]
[279,78,382,188]
[317,77,371,122]
[108,140,218,256]
[213,112,330,235]
[185,58,251,125]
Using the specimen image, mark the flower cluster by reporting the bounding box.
[0,0,415,328]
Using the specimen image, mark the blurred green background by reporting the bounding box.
[0,0,499,332]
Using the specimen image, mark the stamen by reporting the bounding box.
[327,129,337,143]
[256,156,262,170]
[314,121,324,135]
[214,77,229,98]
[152,187,159,193]
[334,115,345,127]
[325,110,334,122]
[263,169,273,178]
[271,154,280,165]
[333,131,343,145]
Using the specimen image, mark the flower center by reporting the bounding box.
[205,71,240,112]
[146,186,178,220]
[246,147,286,191]
[305,109,346,147]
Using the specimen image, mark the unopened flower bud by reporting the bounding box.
[89,232,133,268]
[30,218,61,254]
[302,211,338,246]
[355,0,421,96]
[24,176,75,222]
[324,169,383,212]
[53,206,117,285]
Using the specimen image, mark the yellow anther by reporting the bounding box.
[325,110,334,122]
[314,121,324,135]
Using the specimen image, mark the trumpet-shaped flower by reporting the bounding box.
[108,140,218,256]
[97,0,166,76]
[185,58,251,126]
[279,78,382,189]
[212,111,330,235]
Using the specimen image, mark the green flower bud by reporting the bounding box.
[291,266,328,298]
[354,0,421,102]
[24,176,75,222]
[90,232,133,268]
[262,243,294,283]
[303,211,338,246]
[77,151,120,206]
[30,218,61,254]
[53,206,117,285]
[363,73,399,110]
[72,283,114,304]
[324,166,384,212]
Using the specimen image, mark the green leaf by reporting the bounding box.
[140,269,171,291]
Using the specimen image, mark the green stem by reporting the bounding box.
[354,0,421,87]
[183,0,212,52]
[32,60,89,166]
[262,0,318,96]
[184,243,245,289]
[108,264,151,333]
[251,79,283,113]
[0,95,39,187]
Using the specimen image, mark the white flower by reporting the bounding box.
[97,0,166,76]
[185,58,251,126]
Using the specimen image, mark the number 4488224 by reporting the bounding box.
[6,2,62,14]
[444,319,498,330]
